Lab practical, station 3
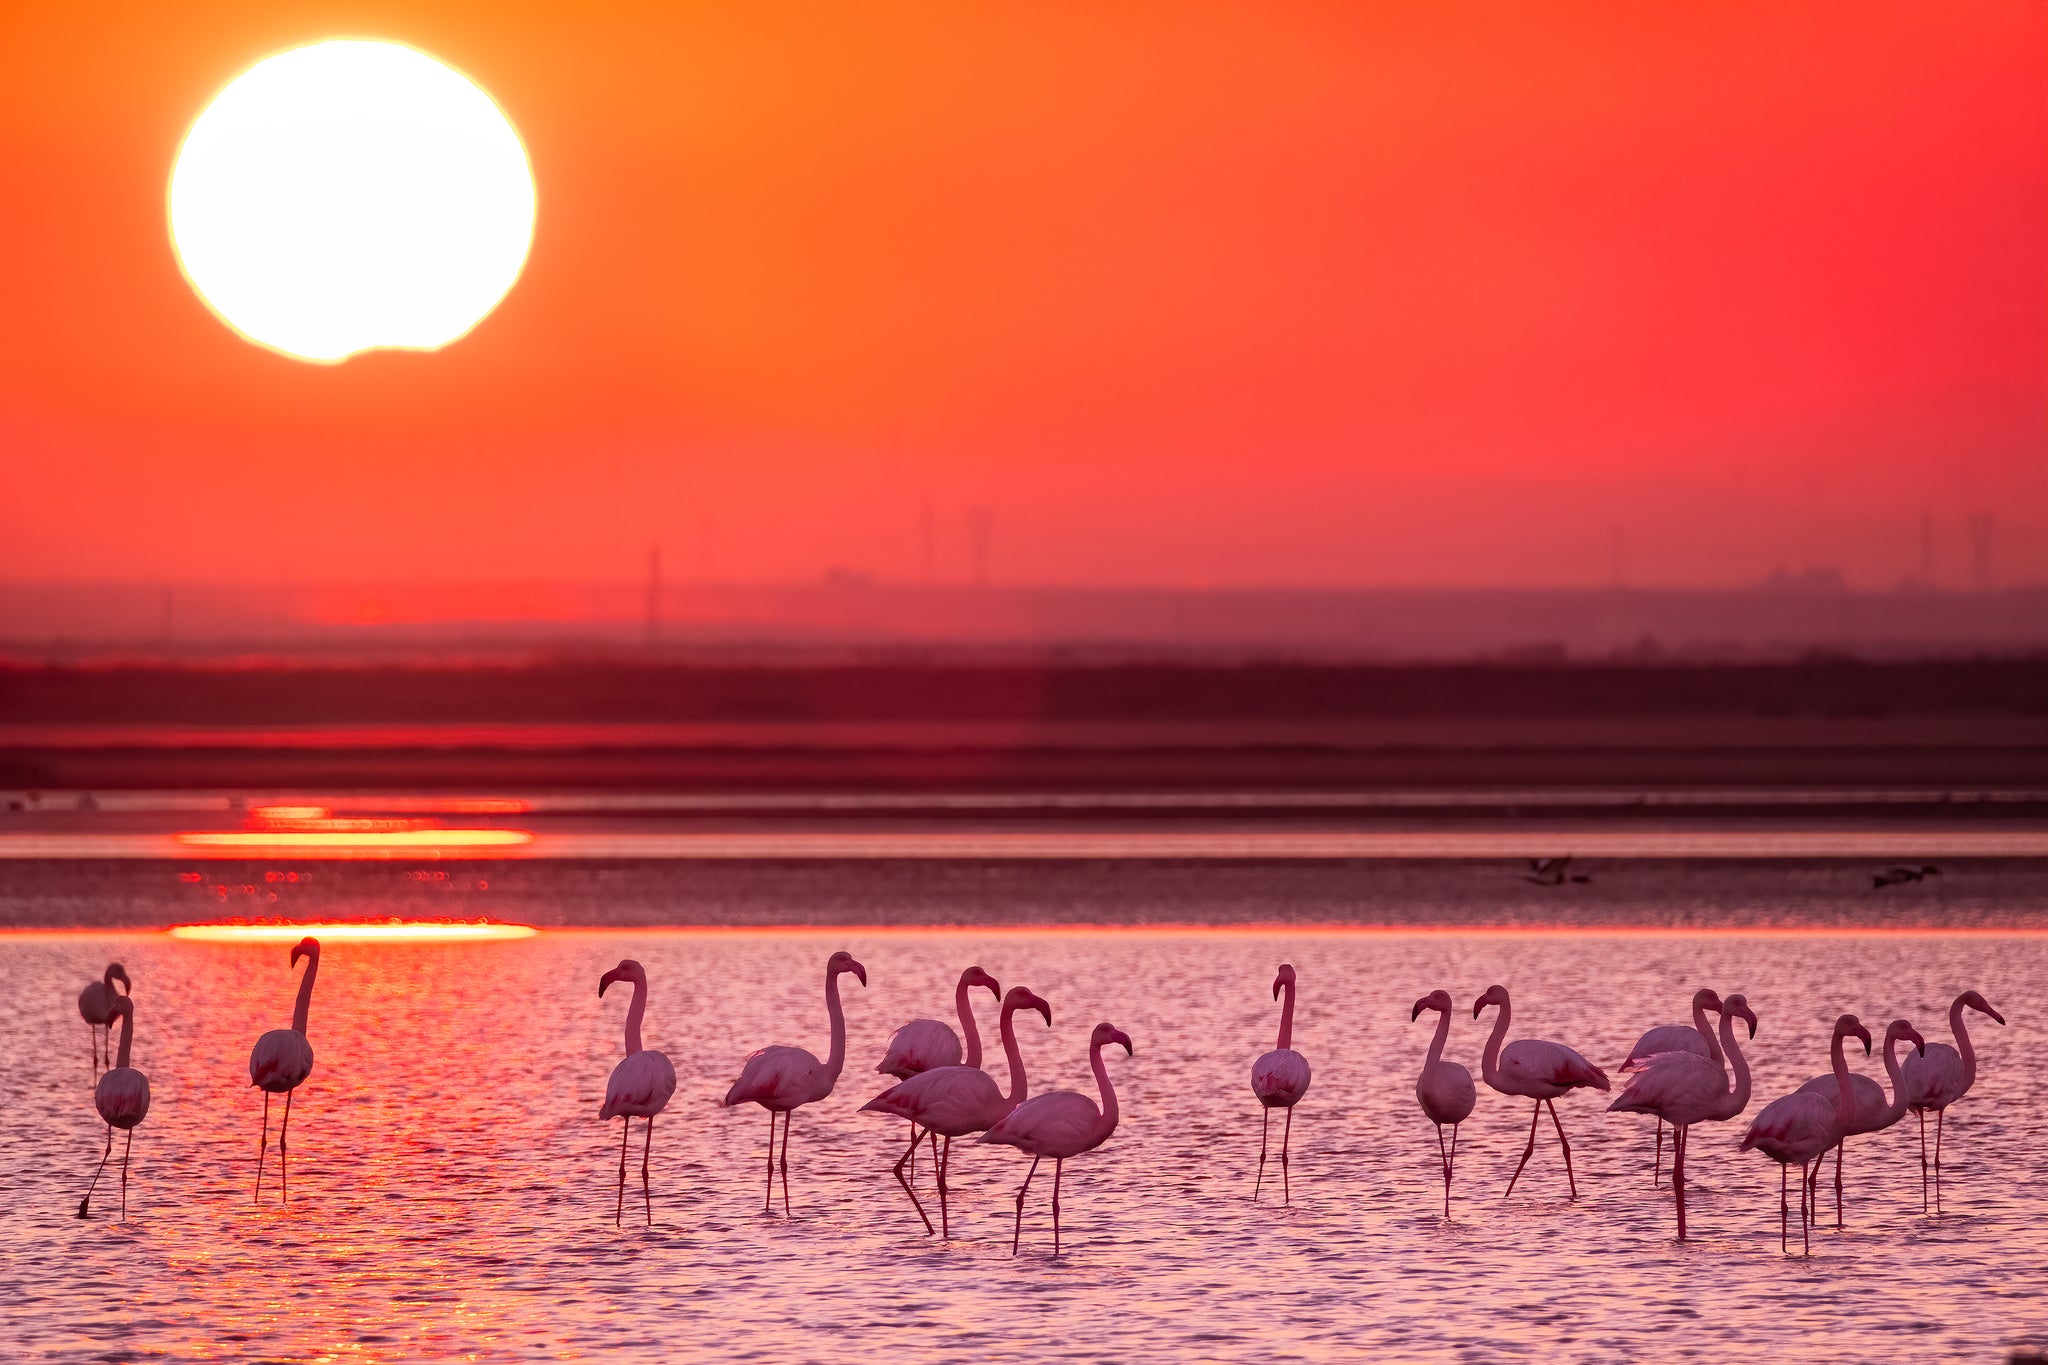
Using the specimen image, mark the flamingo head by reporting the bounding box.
[1002,986,1053,1027]
[1090,1022,1133,1056]
[1411,988,1454,1021]
[1272,963,1297,999]
[1961,990,2005,1026]
[1835,1013,1872,1055]
[1888,1019,1927,1056]
[830,951,868,987]
[959,965,1002,999]
[105,963,130,994]
[1692,987,1723,1014]
[105,995,133,1025]
[598,959,646,997]
[290,936,319,967]
[1472,984,1510,1019]
[1722,993,1758,1038]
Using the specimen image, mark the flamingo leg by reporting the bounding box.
[1253,1107,1269,1201]
[1916,1109,1929,1212]
[938,1135,953,1240]
[1281,1106,1294,1205]
[1833,1139,1845,1229]
[1652,1117,1664,1186]
[641,1115,654,1226]
[1545,1098,1578,1200]
[928,1127,942,1193]
[1800,1159,1811,1256]
[119,1129,131,1223]
[1672,1124,1687,1241]
[1051,1157,1064,1256]
[1504,1100,1542,1197]
[778,1110,793,1217]
[254,1091,271,1204]
[78,1123,114,1218]
[762,1109,776,1212]
[615,1116,629,1226]
[1448,1123,1460,1216]
[907,1120,917,1183]
[88,1023,97,1082]
[889,1122,935,1235]
[1435,1123,1450,1217]
[1933,1108,1945,1213]
[278,1088,296,1205]
[1778,1161,1788,1255]
[1012,1154,1041,1255]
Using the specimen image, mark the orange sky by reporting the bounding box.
[1,3,2042,590]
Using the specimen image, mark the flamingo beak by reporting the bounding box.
[1471,993,1488,1019]
[1031,994,1052,1027]
[1741,1007,1758,1039]
[1273,977,1283,1000]
[1112,1028,1133,1056]
[1909,1029,1927,1055]
[110,966,130,992]
[1988,1006,2008,1026]
[599,968,620,997]
[850,961,868,987]
[1411,997,1428,1022]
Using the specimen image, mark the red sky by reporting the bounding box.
[2,3,2043,591]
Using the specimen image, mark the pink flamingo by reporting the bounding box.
[1899,989,2005,1212]
[76,962,130,1079]
[1795,1017,1924,1228]
[863,985,1052,1237]
[77,995,150,1221]
[1473,984,1609,1199]
[248,936,319,1204]
[1251,963,1311,1203]
[875,965,1001,1181]
[1411,989,1476,1216]
[598,960,677,1226]
[724,949,867,1215]
[979,1021,1132,1255]
[1619,987,1723,1186]
[1607,992,1757,1239]
[1741,1013,1869,1255]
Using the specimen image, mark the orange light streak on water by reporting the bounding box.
[167,919,537,943]
[174,829,535,852]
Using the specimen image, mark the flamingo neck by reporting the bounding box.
[1879,1032,1911,1124]
[112,1004,134,1070]
[1718,1012,1750,1112]
[957,979,983,1071]
[1692,997,1724,1064]
[1951,996,1979,1092]
[104,966,126,994]
[1423,1006,1450,1074]
[1275,979,1297,1052]
[1089,1039,1120,1139]
[621,975,647,1055]
[291,946,320,1036]
[822,967,848,1083]
[998,1001,1029,1103]
[1829,1030,1856,1126]
[1479,998,1511,1087]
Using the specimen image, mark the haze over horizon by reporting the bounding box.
[4,4,2044,594]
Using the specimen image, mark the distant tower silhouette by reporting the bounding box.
[1919,507,1936,587]
[645,545,662,645]
[966,506,995,587]
[1966,513,1994,592]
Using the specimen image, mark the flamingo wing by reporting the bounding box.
[93,1067,152,1128]
[1502,1039,1610,1093]
[724,1045,821,1109]
[978,1089,1104,1159]
[1416,1060,1476,1125]
[249,1028,315,1092]
[1622,1024,1710,1070]
[1609,1051,1723,1125]
[601,1049,678,1119]
[876,1018,962,1079]
[78,981,115,1025]
[1740,1091,1836,1160]
[863,1065,1006,1135]
[1900,1043,1966,1111]
[1251,1048,1311,1106]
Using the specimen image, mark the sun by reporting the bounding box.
[168,39,536,364]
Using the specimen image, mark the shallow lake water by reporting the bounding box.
[2,864,2045,1362]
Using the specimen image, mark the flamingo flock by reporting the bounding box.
[64,950,2005,1260]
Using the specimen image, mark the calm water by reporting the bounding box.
[3,879,2046,1361]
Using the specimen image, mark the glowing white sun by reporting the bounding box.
[168,39,536,363]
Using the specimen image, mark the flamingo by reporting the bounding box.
[1900,989,2005,1212]
[1608,992,1758,1239]
[1795,1017,1924,1228]
[862,985,1052,1237]
[1741,1013,1870,1255]
[76,962,130,1079]
[1411,989,1476,1216]
[1250,963,1311,1203]
[1619,987,1724,1186]
[980,1021,1133,1256]
[77,995,150,1221]
[875,965,1001,1182]
[724,949,867,1215]
[597,960,678,1226]
[1473,984,1609,1199]
[248,936,320,1204]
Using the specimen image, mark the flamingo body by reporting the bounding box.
[1250,1049,1311,1107]
[1740,1091,1839,1165]
[78,981,120,1027]
[866,1064,1005,1136]
[95,1068,152,1129]
[877,1019,961,1079]
[1612,1051,1726,1129]
[1899,1043,1970,1112]
[601,1049,678,1120]
[726,1044,834,1112]
[249,1028,315,1093]
[982,1089,1108,1159]
[1623,1024,1712,1070]
[1795,1072,1891,1136]
[1496,1039,1609,1099]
